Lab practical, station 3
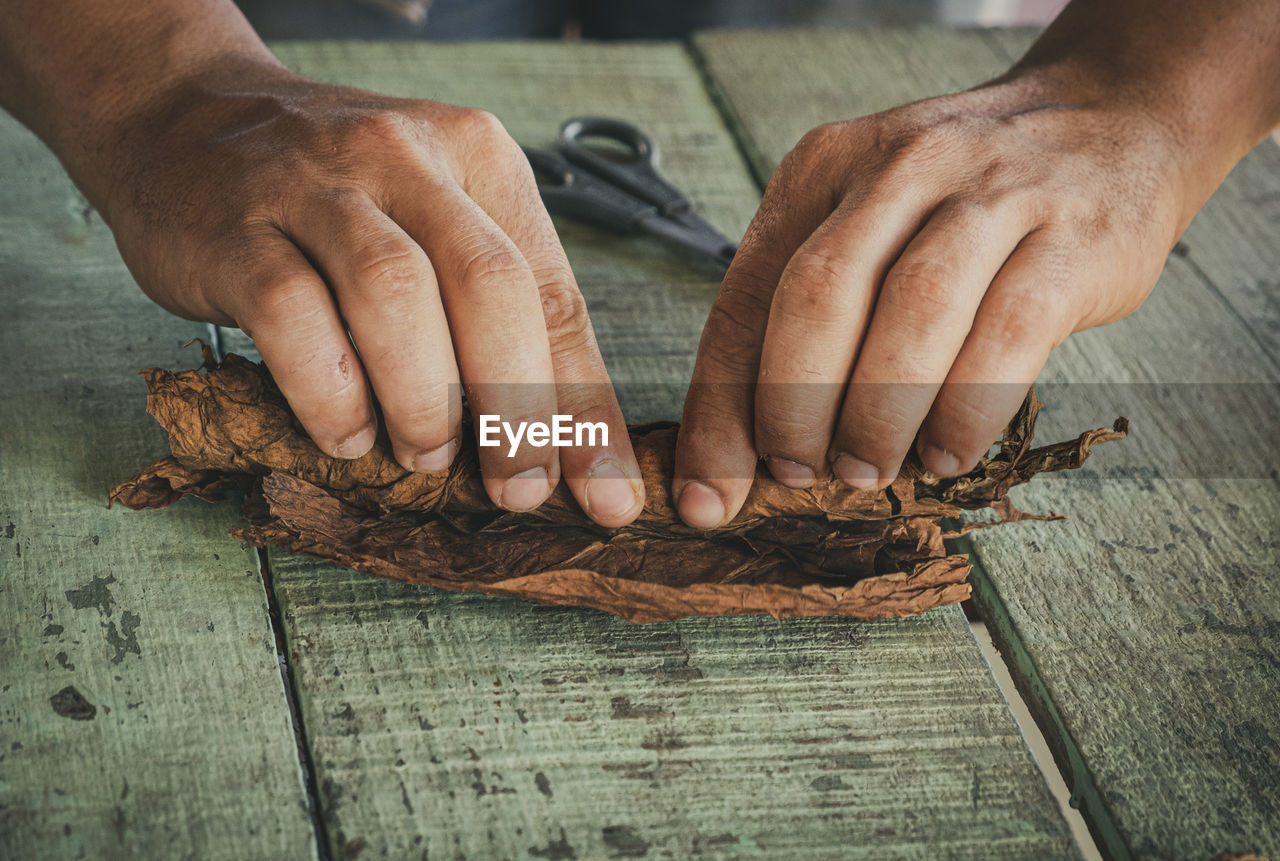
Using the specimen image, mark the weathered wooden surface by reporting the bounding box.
[693,26,1279,860]
[0,122,315,854]
[248,40,1079,858]
[275,556,1079,859]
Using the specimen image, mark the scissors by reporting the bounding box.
[523,117,738,269]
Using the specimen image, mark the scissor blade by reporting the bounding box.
[636,212,738,270]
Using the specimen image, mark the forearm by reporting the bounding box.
[0,0,280,207]
[1002,0,1280,225]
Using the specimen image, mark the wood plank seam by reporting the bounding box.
[957,535,1131,861]
[684,37,774,191]
[257,544,333,861]
[968,618,1104,861]
[209,323,331,857]
[0,110,319,854]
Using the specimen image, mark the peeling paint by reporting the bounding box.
[65,574,116,617]
[50,685,95,720]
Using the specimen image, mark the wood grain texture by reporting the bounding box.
[694,26,1279,860]
[0,118,315,856]
[273,554,1076,859]
[249,40,1078,858]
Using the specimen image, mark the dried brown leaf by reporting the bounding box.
[111,354,1126,622]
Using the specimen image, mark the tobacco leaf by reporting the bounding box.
[110,352,1126,623]
[108,454,250,509]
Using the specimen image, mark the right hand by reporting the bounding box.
[94,64,645,526]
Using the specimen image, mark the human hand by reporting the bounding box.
[673,73,1198,528]
[91,64,644,526]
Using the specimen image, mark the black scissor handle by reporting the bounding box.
[523,147,657,234]
[557,116,689,216]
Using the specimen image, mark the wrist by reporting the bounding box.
[989,0,1280,234]
[10,1,286,217]
[65,54,296,221]
[981,57,1240,237]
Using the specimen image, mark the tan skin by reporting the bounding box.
[2,0,1278,530]
[672,0,1280,526]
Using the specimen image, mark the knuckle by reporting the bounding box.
[391,394,456,438]
[940,390,1004,437]
[936,196,992,226]
[697,350,755,390]
[987,293,1045,346]
[927,395,1008,463]
[836,400,914,463]
[454,108,514,150]
[755,405,828,452]
[873,114,962,172]
[460,244,528,288]
[1038,197,1108,241]
[464,107,506,135]
[354,110,420,152]
[696,309,761,382]
[269,334,365,406]
[793,122,843,158]
[552,384,615,423]
[776,122,848,195]
[540,280,591,339]
[351,239,425,302]
[883,258,961,318]
[249,275,315,328]
[978,156,1029,192]
[777,251,849,320]
[705,283,771,345]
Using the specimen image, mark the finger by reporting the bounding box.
[752,182,935,488]
[674,142,835,528]
[828,199,1033,488]
[220,230,378,459]
[287,190,462,474]
[463,153,644,527]
[390,172,560,512]
[917,233,1073,475]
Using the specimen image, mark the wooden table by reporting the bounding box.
[2,29,1276,860]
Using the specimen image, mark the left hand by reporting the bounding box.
[672,74,1190,528]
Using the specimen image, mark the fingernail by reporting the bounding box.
[411,439,458,473]
[920,445,961,477]
[499,466,551,512]
[766,456,815,489]
[585,461,640,521]
[678,481,725,529]
[832,453,882,490]
[332,425,376,460]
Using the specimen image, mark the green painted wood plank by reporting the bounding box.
[0,117,316,856]
[694,26,1279,860]
[693,26,1013,186]
[960,476,1280,861]
[1178,142,1280,365]
[274,556,1076,859]
[245,40,1078,858]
